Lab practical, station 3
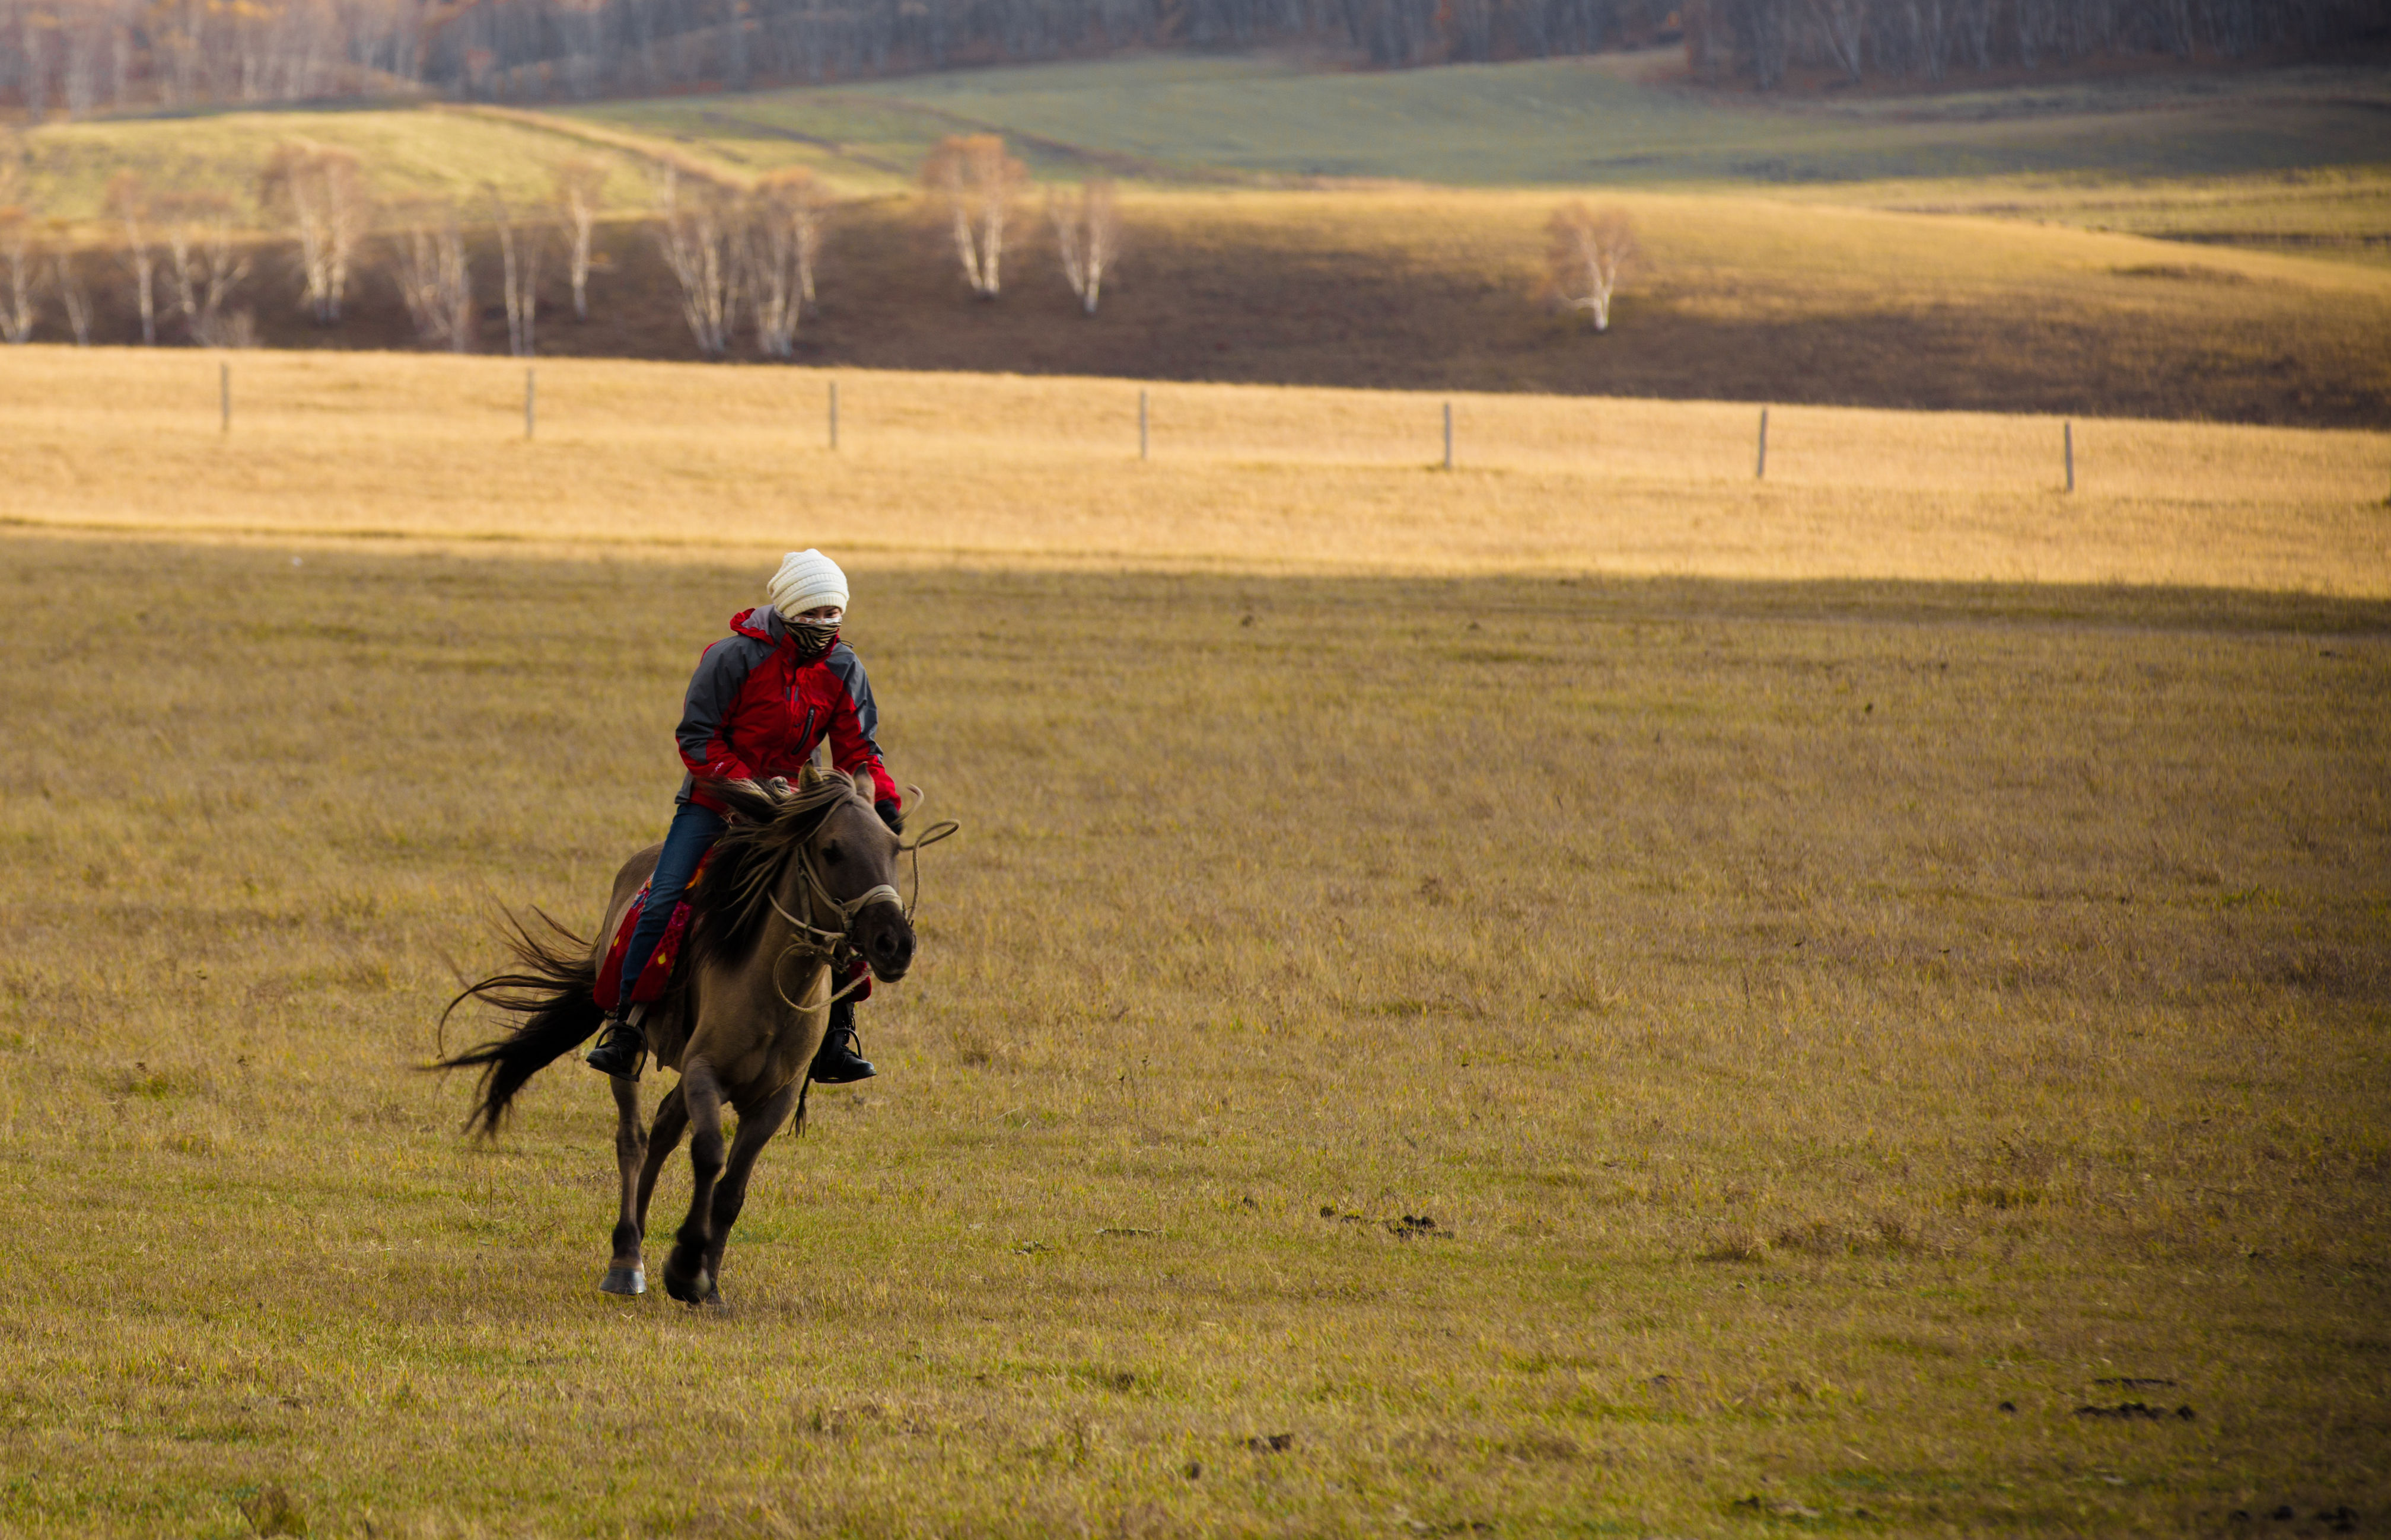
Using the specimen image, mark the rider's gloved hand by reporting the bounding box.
[876,799,905,836]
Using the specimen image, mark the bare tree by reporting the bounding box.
[386,201,473,352]
[746,168,830,358]
[161,191,251,346]
[922,133,1025,299]
[487,186,542,357]
[105,170,161,344]
[1545,202,1638,334]
[49,228,90,344]
[553,156,606,321]
[0,206,37,343]
[655,168,740,358]
[1048,178,1119,317]
[259,141,372,324]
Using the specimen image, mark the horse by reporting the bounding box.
[436,767,930,1308]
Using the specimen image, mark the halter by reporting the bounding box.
[766,786,959,1012]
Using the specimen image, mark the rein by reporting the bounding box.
[764,786,959,1015]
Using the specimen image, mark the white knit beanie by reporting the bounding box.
[767,549,849,617]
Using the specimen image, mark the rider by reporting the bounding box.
[585,549,902,1082]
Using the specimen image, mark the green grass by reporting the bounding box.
[15,104,671,224]
[1,535,2386,1535]
[572,52,2391,189]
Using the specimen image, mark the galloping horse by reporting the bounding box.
[438,767,932,1307]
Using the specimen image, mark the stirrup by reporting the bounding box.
[585,1004,648,1080]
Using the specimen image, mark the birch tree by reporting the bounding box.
[387,201,472,351]
[655,167,739,358]
[50,229,90,343]
[1545,202,1638,334]
[258,142,372,324]
[0,206,36,343]
[487,186,542,357]
[922,134,1024,299]
[553,156,606,321]
[161,191,250,345]
[1048,178,1118,317]
[106,170,160,344]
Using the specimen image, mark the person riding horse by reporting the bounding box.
[585,549,902,1082]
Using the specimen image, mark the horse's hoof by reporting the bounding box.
[599,1266,645,1296]
[663,1265,709,1306]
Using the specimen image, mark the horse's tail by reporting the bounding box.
[430,908,604,1137]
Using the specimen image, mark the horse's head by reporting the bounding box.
[801,770,915,982]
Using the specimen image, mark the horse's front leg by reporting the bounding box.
[662,1056,727,1306]
[599,1075,648,1296]
[635,1082,688,1241]
[698,1080,800,1308]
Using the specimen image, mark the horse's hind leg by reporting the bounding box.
[697,1080,799,1309]
[662,1057,726,1307]
[599,1076,648,1296]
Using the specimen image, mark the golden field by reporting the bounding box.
[0,523,2385,1535]
[4,347,2387,593]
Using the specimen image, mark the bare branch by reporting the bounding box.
[1049,179,1119,317]
[1545,202,1639,335]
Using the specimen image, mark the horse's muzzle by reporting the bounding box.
[855,902,915,982]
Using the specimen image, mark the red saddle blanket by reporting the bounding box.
[593,853,711,1013]
[592,852,869,1012]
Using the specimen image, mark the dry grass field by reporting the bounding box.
[2,347,2386,592]
[1,525,2387,1537]
[2,340,2390,1535]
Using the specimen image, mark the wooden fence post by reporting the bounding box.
[1443,401,1454,470]
[1756,407,1768,480]
[525,368,536,440]
[2065,421,2075,493]
[219,362,230,434]
[829,380,839,450]
[1139,388,1149,461]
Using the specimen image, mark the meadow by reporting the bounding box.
[1,344,2389,1535]
[2,347,2386,591]
[2,535,2386,1538]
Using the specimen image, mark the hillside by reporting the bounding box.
[8,56,2389,423]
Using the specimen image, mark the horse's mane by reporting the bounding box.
[682,771,864,977]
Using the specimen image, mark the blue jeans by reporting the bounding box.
[620,801,727,1001]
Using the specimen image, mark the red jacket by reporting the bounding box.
[674,606,899,813]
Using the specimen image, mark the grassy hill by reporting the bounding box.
[572,51,2391,190]
[9,55,2390,421]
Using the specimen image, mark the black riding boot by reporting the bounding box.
[810,993,875,1083]
[585,1006,647,1079]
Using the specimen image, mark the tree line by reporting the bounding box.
[0,129,1645,352]
[1,0,2379,116]
[0,132,1129,354]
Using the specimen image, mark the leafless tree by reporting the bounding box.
[745,168,829,358]
[259,141,373,324]
[488,186,542,357]
[1545,202,1638,334]
[1048,178,1119,317]
[655,167,740,358]
[553,156,606,321]
[49,228,90,343]
[923,133,1024,299]
[0,205,37,343]
[386,201,473,352]
[105,170,160,344]
[161,191,251,346]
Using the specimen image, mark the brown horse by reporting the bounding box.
[437,767,929,1307]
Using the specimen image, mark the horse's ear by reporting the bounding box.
[849,770,873,801]
[798,763,827,789]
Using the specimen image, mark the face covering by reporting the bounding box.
[787,614,841,655]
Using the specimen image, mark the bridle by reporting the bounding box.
[767,786,958,1012]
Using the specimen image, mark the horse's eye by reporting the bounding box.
[823,842,842,864]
